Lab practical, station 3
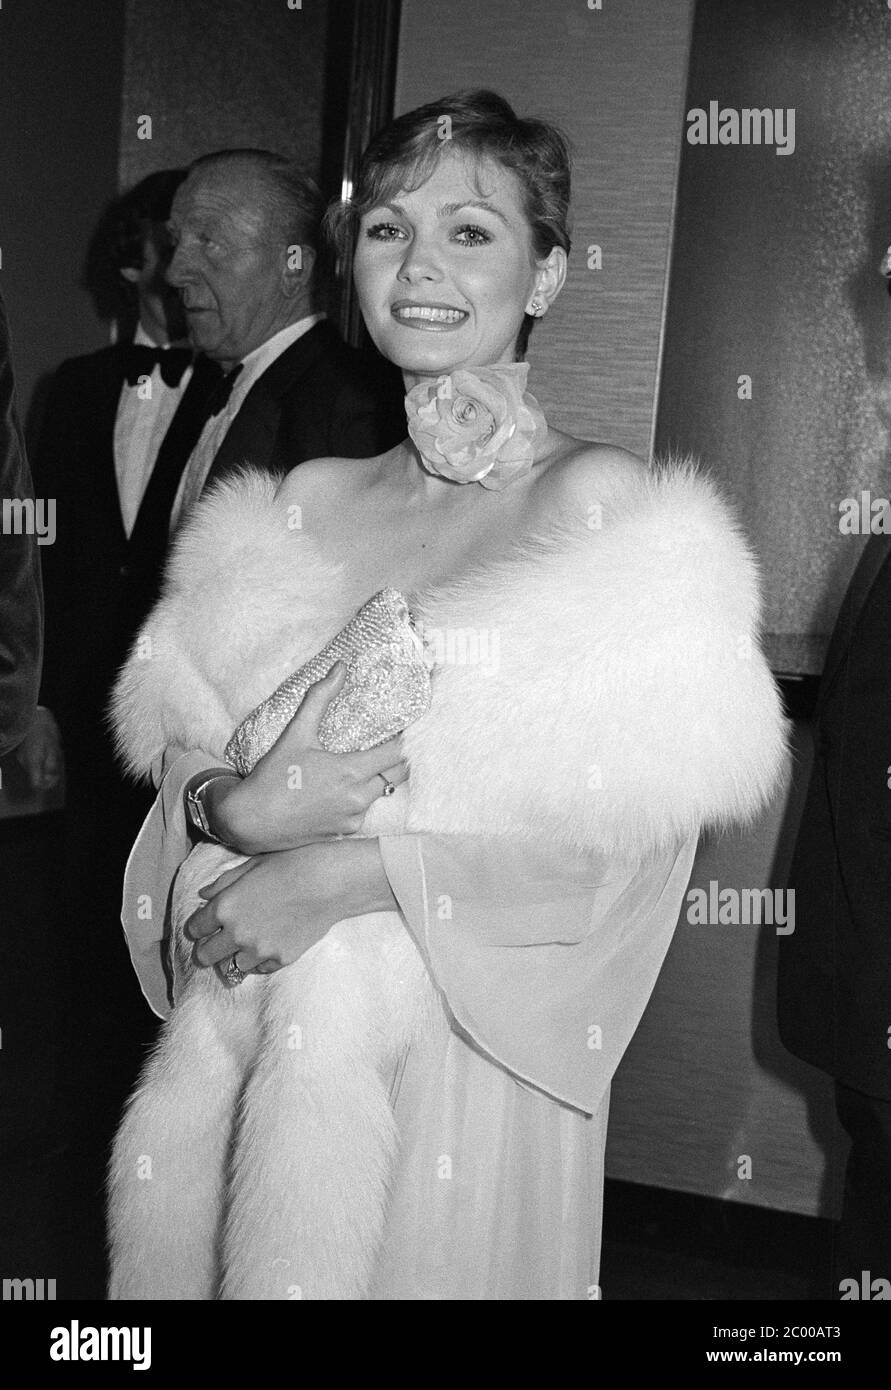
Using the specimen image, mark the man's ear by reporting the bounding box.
[282,243,315,298]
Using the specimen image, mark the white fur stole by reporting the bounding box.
[106,458,787,1301]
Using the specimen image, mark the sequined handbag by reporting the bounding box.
[224,587,432,775]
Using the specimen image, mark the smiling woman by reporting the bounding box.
[106,89,786,1302]
[328,90,571,364]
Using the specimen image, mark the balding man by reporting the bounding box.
[167,148,405,525]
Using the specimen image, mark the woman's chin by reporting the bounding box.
[383,342,470,378]
[380,336,508,382]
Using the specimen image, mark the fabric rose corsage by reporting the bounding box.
[404,362,548,490]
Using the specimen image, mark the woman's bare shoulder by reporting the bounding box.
[274,450,392,507]
[535,432,649,514]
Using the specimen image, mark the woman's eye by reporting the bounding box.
[453,224,492,247]
[365,222,406,241]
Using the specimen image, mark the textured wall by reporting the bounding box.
[0,0,125,412]
[396,0,695,457]
[657,0,891,673]
[607,721,845,1219]
[119,0,328,186]
[614,0,882,1214]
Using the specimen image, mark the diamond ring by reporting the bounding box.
[225,956,246,986]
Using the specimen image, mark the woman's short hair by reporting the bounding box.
[326,89,572,358]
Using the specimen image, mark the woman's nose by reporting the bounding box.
[397,239,443,284]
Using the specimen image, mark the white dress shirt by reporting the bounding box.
[170,313,326,532]
[113,322,193,538]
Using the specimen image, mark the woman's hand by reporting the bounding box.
[209,662,408,854]
[185,837,398,976]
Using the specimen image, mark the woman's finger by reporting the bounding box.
[198,859,256,900]
[227,946,262,975]
[367,762,409,798]
[350,735,405,777]
[184,900,221,941]
[376,761,409,787]
[272,662,348,751]
[195,926,238,968]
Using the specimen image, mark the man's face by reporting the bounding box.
[165,167,290,367]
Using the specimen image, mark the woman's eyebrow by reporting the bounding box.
[368,199,510,226]
[438,199,510,225]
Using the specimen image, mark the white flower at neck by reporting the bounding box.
[405,362,548,490]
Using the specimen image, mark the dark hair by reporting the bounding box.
[188,148,326,253]
[82,168,187,321]
[325,90,572,358]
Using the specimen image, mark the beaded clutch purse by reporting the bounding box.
[224,587,432,776]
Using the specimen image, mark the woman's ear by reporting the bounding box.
[525,247,568,317]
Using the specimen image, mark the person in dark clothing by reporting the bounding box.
[0,288,42,757]
[163,148,406,530]
[778,224,891,1308]
[17,170,218,1298]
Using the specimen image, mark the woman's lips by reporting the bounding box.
[391,303,469,331]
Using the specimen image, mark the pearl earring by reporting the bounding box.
[529,297,544,316]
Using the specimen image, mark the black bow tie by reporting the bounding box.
[206,362,244,417]
[123,344,193,389]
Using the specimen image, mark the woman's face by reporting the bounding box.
[353,150,544,385]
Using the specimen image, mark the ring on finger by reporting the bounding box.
[224,954,247,986]
[378,773,395,798]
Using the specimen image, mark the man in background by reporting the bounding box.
[164,147,406,526]
[20,169,222,800]
[17,170,223,1298]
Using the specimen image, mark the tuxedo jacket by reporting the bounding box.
[0,291,42,758]
[32,344,219,786]
[200,318,406,490]
[778,532,891,1099]
[33,321,405,783]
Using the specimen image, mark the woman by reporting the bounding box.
[108,90,787,1300]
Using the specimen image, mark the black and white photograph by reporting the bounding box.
[0,0,888,1361]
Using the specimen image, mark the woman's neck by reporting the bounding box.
[401,353,520,394]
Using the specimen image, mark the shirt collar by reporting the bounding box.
[236,312,326,382]
[132,321,186,350]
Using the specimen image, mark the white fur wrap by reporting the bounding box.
[106,458,787,1300]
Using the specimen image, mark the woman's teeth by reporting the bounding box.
[394,305,467,323]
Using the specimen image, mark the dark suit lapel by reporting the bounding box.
[818,530,891,713]
[203,322,333,486]
[94,348,132,548]
[128,355,223,553]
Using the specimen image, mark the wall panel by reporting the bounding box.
[119,0,328,186]
[396,0,695,457]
